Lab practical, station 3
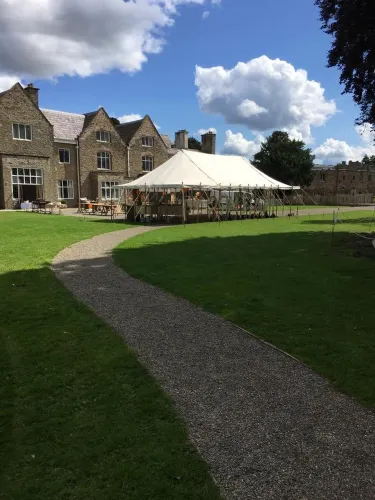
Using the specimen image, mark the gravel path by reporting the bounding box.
[52,227,375,500]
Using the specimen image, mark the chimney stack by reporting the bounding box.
[24,83,39,107]
[175,130,188,150]
[201,131,216,154]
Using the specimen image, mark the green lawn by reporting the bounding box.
[113,211,375,407]
[0,213,219,500]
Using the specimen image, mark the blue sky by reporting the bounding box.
[1,0,374,163]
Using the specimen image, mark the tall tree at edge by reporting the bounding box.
[253,131,315,187]
[315,0,375,131]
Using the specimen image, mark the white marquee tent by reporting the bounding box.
[120,150,297,190]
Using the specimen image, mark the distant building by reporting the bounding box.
[0,82,217,209]
[0,82,168,208]
[308,161,375,196]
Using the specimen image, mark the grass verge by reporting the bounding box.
[113,211,375,407]
[0,212,219,500]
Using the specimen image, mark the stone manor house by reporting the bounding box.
[0,83,216,209]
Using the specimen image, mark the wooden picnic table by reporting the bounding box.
[32,200,54,213]
[91,202,117,216]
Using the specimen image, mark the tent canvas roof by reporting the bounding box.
[120,150,296,190]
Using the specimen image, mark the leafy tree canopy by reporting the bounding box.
[188,137,202,151]
[253,131,315,186]
[315,0,375,132]
[362,154,375,165]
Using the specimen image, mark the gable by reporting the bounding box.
[130,115,168,150]
[79,108,125,144]
[0,83,52,127]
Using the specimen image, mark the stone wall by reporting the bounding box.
[0,84,53,158]
[128,116,169,177]
[53,142,79,207]
[0,83,54,208]
[78,109,128,201]
[308,166,375,195]
[1,156,53,208]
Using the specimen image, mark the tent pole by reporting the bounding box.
[276,187,278,217]
[227,185,231,220]
[182,183,186,226]
[218,187,222,224]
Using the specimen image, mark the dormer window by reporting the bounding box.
[13,123,32,141]
[96,130,111,143]
[142,136,154,147]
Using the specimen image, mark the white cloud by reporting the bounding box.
[118,113,161,129]
[313,123,375,164]
[222,130,264,158]
[118,114,143,123]
[202,10,210,19]
[0,0,214,84]
[0,75,22,92]
[195,55,336,144]
[196,127,217,135]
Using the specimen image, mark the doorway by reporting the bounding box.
[20,185,38,202]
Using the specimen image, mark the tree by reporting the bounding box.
[110,117,120,126]
[188,137,202,151]
[362,155,375,166]
[253,131,315,186]
[315,0,375,131]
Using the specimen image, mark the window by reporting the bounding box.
[12,168,43,185]
[142,136,154,147]
[142,155,153,172]
[96,130,111,143]
[342,175,346,180]
[13,123,32,141]
[58,180,74,199]
[59,149,70,164]
[320,173,326,181]
[97,152,111,169]
[101,181,120,200]
[369,175,372,181]
[352,175,356,181]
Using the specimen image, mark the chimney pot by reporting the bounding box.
[24,83,39,107]
[201,131,216,154]
[175,129,188,149]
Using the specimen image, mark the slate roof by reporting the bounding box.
[41,109,85,141]
[82,110,98,130]
[161,134,173,149]
[116,119,144,144]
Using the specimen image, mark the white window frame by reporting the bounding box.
[96,130,111,143]
[101,181,120,200]
[12,123,32,141]
[59,148,70,164]
[97,152,111,170]
[142,136,154,147]
[11,168,43,199]
[58,180,74,200]
[142,155,153,172]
